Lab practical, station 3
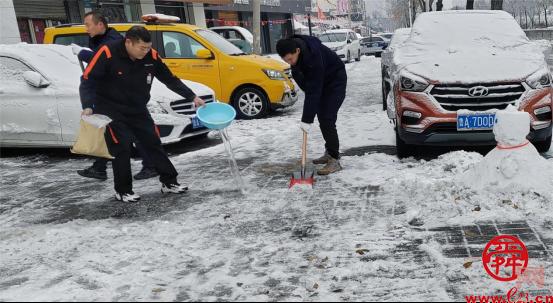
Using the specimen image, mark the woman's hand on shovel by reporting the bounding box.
[300,122,311,133]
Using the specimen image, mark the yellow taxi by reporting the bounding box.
[43,15,298,119]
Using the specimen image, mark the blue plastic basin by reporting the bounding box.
[196,102,236,130]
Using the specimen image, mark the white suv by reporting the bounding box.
[319,29,361,63]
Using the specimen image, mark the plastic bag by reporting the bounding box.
[70,115,114,159]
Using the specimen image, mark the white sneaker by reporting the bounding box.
[161,183,188,194]
[115,191,141,203]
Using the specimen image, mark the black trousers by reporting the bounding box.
[92,129,153,172]
[317,70,347,160]
[99,107,178,193]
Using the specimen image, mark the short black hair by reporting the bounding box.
[125,26,152,43]
[276,38,297,57]
[84,12,108,28]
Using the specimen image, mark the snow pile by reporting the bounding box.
[392,11,548,84]
[457,105,553,191]
[142,14,181,22]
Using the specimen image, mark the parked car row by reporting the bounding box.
[44,17,297,121]
[381,11,552,157]
[1,15,300,148]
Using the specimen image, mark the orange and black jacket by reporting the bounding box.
[79,39,196,114]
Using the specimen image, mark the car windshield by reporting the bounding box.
[382,34,393,40]
[195,29,246,56]
[320,33,347,43]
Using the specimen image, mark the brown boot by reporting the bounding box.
[317,157,342,175]
[313,151,331,164]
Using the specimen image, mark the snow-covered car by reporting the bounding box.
[209,26,253,54]
[319,29,361,63]
[381,28,411,110]
[361,35,388,57]
[388,11,553,157]
[0,43,216,148]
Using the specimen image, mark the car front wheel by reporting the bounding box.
[396,128,413,158]
[234,87,268,119]
[381,80,388,111]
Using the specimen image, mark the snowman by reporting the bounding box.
[457,105,553,190]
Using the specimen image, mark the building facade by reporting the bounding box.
[9,0,231,44]
[204,0,310,54]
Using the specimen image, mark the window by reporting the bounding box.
[196,29,243,56]
[349,32,357,40]
[228,30,243,40]
[0,57,33,83]
[371,37,384,42]
[162,32,208,59]
[54,34,90,47]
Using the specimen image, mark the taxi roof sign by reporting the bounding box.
[142,14,181,23]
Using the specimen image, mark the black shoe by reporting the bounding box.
[161,183,188,194]
[115,191,141,203]
[133,166,159,180]
[77,166,107,180]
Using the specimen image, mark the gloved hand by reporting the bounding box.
[71,44,83,56]
[300,122,311,133]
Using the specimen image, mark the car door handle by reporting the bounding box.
[167,62,181,67]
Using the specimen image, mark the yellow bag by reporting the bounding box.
[71,115,114,159]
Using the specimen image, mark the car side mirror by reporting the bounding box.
[23,71,50,88]
[383,46,388,50]
[347,40,352,44]
[196,49,213,59]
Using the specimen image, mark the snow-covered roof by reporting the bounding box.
[392,10,549,83]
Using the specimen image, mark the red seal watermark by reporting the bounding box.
[482,235,529,282]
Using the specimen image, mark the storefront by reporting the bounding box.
[82,0,140,22]
[204,0,309,54]
[13,0,67,43]
[155,1,189,23]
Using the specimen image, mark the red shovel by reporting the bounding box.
[290,131,315,188]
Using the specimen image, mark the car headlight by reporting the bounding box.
[331,45,345,51]
[263,69,286,81]
[147,101,168,114]
[526,67,552,89]
[400,74,429,92]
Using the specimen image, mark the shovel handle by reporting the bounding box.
[302,131,307,167]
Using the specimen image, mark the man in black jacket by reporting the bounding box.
[72,12,158,181]
[277,35,347,175]
[80,26,206,202]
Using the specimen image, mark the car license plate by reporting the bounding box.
[190,116,204,129]
[457,113,496,131]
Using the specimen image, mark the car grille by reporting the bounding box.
[284,68,292,80]
[430,83,525,111]
[170,94,215,115]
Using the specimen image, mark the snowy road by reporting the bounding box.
[1,56,552,301]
